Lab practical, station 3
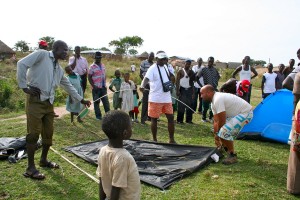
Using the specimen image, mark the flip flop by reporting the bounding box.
[23,170,45,180]
[39,161,60,169]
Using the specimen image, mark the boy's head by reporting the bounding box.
[115,70,121,78]
[124,72,130,82]
[65,66,73,75]
[267,63,273,72]
[102,110,132,140]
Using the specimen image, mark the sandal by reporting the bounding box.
[23,169,45,180]
[39,161,60,169]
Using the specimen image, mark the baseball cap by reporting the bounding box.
[240,80,250,92]
[94,51,102,59]
[156,52,168,59]
[38,40,48,47]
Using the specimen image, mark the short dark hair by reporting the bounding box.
[244,56,250,60]
[65,66,72,71]
[114,69,120,76]
[208,56,214,61]
[102,110,131,139]
[52,40,67,51]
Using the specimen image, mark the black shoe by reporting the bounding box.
[186,121,194,124]
[177,121,184,124]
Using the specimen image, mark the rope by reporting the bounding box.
[50,147,99,184]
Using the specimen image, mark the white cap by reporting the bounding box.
[156,52,168,59]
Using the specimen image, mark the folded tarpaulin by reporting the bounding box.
[64,139,222,190]
[0,137,27,162]
[0,137,26,150]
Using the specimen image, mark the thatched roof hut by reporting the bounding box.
[0,40,14,54]
[0,40,15,60]
[136,52,148,60]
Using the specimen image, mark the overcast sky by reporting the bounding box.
[1,0,299,66]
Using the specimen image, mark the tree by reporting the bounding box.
[128,49,138,56]
[14,40,29,52]
[249,59,266,67]
[80,46,93,51]
[256,60,267,66]
[100,47,111,52]
[114,47,125,55]
[39,36,55,50]
[109,36,143,55]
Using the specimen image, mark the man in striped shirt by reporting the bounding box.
[196,57,220,122]
[88,51,110,120]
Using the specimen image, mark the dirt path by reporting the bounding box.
[0,106,72,122]
[1,88,114,122]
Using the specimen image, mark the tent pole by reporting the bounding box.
[50,147,99,184]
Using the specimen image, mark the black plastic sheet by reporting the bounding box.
[64,139,221,189]
[0,137,28,162]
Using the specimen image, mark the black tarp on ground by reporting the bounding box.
[64,139,221,189]
[0,137,28,162]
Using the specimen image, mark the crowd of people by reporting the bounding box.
[16,39,300,198]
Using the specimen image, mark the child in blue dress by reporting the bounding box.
[65,66,84,123]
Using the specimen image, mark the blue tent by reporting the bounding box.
[237,89,293,144]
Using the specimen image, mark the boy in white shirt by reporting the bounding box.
[261,63,279,99]
[96,110,141,200]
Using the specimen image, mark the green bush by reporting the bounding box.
[53,87,68,107]
[219,68,235,82]
[0,79,12,108]
[251,74,263,88]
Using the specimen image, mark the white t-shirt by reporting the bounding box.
[211,92,252,117]
[287,66,300,81]
[131,65,136,72]
[263,72,277,93]
[192,65,204,88]
[96,145,141,200]
[167,63,175,75]
[144,64,172,103]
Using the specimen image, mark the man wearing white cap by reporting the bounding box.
[140,52,176,143]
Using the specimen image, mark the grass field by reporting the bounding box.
[0,58,297,200]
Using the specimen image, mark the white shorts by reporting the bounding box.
[218,111,253,141]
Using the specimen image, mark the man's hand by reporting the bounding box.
[80,99,91,107]
[22,86,40,96]
[139,87,144,93]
